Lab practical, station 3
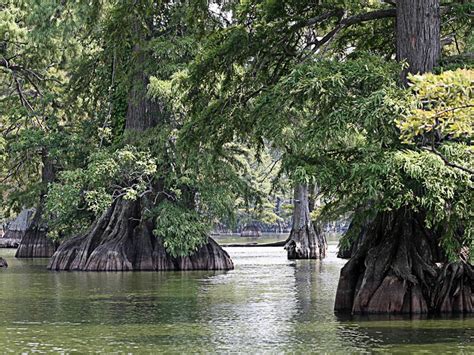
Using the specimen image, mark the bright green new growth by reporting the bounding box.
[398,70,473,142]
[393,69,473,259]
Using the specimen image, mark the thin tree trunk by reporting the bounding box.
[285,183,326,259]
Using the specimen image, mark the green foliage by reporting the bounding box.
[183,0,473,257]
[398,70,473,143]
[2,0,473,261]
[45,146,157,239]
[0,0,103,216]
[153,201,210,258]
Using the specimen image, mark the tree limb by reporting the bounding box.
[423,147,474,177]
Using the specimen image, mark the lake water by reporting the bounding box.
[0,239,472,353]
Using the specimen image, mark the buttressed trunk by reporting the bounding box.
[285,183,326,259]
[48,198,233,271]
[335,0,473,314]
[16,149,57,258]
[48,18,233,271]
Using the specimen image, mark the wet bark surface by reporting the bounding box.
[48,198,233,271]
[15,203,56,258]
[334,208,473,314]
[285,184,327,259]
[15,227,57,258]
[433,261,474,313]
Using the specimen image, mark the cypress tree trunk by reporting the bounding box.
[48,16,233,271]
[285,184,326,259]
[396,0,441,83]
[2,208,34,248]
[15,149,57,258]
[335,208,439,313]
[336,218,371,260]
[335,0,473,314]
[48,198,232,271]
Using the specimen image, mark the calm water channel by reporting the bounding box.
[0,237,472,353]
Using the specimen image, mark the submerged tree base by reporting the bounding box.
[15,228,57,258]
[48,199,234,271]
[335,208,473,314]
[285,223,326,260]
[285,184,327,260]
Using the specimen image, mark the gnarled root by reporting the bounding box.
[432,261,474,313]
[335,208,472,314]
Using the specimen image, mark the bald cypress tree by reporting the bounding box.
[48,2,233,271]
[335,0,472,314]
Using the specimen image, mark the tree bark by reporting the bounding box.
[285,183,326,259]
[0,257,7,268]
[334,208,473,314]
[396,0,441,83]
[48,198,233,271]
[337,218,370,260]
[124,43,163,131]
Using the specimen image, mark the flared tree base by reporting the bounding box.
[48,199,234,271]
[335,208,473,314]
[15,228,57,258]
[285,224,327,260]
[0,257,7,268]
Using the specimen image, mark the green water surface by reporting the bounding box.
[0,241,472,353]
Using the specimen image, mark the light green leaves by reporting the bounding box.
[44,146,158,239]
[397,69,473,143]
